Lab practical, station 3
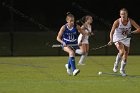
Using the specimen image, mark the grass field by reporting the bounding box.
[0,56,140,93]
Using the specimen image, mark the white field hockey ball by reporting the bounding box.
[98,72,102,75]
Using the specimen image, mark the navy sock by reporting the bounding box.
[70,57,76,72]
[68,58,71,69]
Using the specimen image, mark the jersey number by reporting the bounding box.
[69,34,75,40]
[122,30,128,36]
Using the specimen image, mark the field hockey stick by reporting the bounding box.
[90,36,128,50]
[90,44,109,50]
[52,44,78,48]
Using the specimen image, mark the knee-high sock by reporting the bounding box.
[78,53,88,64]
[68,58,71,69]
[120,60,127,71]
[69,57,76,72]
[114,53,122,67]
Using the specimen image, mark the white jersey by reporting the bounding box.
[113,18,131,47]
[78,25,91,44]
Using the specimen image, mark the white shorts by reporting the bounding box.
[78,34,89,45]
[113,36,131,47]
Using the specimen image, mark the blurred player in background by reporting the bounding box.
[76,15,94,65]
[56,12,90,76]
[108,8,140,76]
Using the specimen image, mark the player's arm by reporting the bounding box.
[89,25,94,36]
[56,25,65,45]
[130,19,140,33]
[108,19,119,45]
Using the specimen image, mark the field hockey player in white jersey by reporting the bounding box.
[76,15,94,65]
[108,8,140,76]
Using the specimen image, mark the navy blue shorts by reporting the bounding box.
[62,45,79,51]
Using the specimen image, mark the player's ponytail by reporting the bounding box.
[76,19,84,26]
[81,16,86,23]
[76,16,86,26]
[66,12,71,15]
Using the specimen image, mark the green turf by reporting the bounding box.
[0,56,140,93]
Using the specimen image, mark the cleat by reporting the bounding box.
[113,62,118,72]
[113,66,118,72]
[120,70,127,77]
[65,64,72,75]
[73,69,80,76]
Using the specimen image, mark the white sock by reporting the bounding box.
[78,53,88,64]
[120,60,127,71]
[114,53,122,67]
[75,49,83,55]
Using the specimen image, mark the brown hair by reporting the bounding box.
[120,8,128,14]
[81,15,92,23]
[66,12,74,20]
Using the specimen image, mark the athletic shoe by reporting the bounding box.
[78,63,85,65]
[73,69,80,76]
[120,70,127,76]
[65,64,72,75]
[113,62,118,72]
[113,66,118,72]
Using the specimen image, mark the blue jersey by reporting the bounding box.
[62,24,79,45]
